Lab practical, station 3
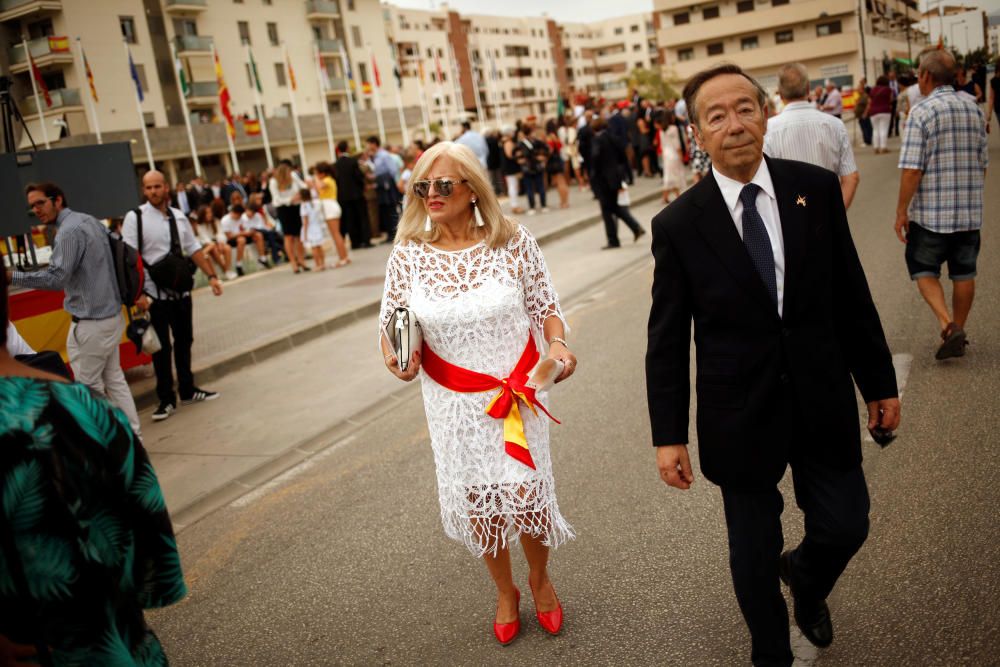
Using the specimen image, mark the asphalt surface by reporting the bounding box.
[150,137,1000,665]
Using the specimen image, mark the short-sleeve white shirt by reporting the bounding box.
[122,202,202,298]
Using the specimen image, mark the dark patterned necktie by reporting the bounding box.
[738,183,777,307]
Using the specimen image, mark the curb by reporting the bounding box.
[132,188,663,412]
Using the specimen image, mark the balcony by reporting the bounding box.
[164,0,207,13]
[21,87,81,117]
[174,34,213,56]
[669,32,858,80]
[657,0,855,48]
[306,0,339,20]
[186,80,218,104]
[315,38,343,56]
[323,78,348,93]
[0,0,61,23]
[7,36,74,73]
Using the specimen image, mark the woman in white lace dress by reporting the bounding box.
[379,142,577,645]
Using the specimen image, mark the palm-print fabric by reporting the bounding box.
[0,377,186,665]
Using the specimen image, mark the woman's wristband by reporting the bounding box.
[549,336,570,351]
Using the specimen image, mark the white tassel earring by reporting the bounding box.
[424,215,432,232]
[472,199,485,227]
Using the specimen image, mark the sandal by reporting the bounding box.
[935,322,967,360]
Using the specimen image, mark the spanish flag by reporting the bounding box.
[214,49,236,138]
[286,54,297,91]
[80,42,98,103]
[47,36,69,53]
[361,81,372,95]
[243,117,261,136]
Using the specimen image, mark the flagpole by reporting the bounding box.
[73,38,102,144]
[414,57,432,141]
[23,40,50,149]
[246,44,274,169]
[338,49,361,151]
[367,44,386,146]
[124,41,154,169]
[282,43,307,166]
[447,42,464,124]
[212,45,240,174]
[389,43,410,147]
[487,51,503,128]
[466,41,486,131]
[313,42,336,162]
[434,55,451,139]
[170,40,202,177]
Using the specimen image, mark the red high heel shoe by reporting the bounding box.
[493,588,521,645]
[530,581,563,635]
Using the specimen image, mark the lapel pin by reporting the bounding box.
[795,195,807,207]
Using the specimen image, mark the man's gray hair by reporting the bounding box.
[917,48,956,87]
[777,63,810,101]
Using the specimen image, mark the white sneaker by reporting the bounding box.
[527,209,537,216]
[541,207,550,213]
[225,271,238,280]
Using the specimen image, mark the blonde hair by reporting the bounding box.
[395,142,517,249]
[275,163,292,190]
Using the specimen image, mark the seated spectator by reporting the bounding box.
[191,204,234,280]
[245,193,285,265]
[221,204,269,276]
[0,276,186,663]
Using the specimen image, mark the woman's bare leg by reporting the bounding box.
[312,244,326,270]
[483,544,519,623]
[519,532,559,612]
[326,217,349,263]
[284,235,299,271]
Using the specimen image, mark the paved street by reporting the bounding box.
[148,133,999,665]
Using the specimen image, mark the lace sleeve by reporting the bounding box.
[378,244,412,350]
[518,227,569,334]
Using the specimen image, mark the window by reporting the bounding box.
[741,36,759,50]
[633,43,641,51]
[238,21,251,45]
[816,20,842,36]
[133,63,149,92]
[703,6,720,19]
[263,0,272,4]
[614,27,623,35]
[347,0,355,9]
[120,16,137,44]
[775,29,794,43]
[673,12,689,25]
[267,22,279,46]
[630,24,639,32]
[274,62,286,86]
[772,0,789,5]
[359,62,368,84]
[737,0,754,12]
[351,25,362,48]
[234,0,243,3]
[426,47,433,58]
[707,42,724,55]
[678,47,694,61]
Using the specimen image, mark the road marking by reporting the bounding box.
[863,353,911,444]
[229,434,357,508]
[791,627,820,665]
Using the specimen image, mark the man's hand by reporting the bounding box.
[867,397,901,431]
[656,444,694,490]
[209,276,223,296]
[894,210,909,244]
[135,295,151,313]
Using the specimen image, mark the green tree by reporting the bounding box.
[621,67,680,102]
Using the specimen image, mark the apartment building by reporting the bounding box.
[654,0,925,93]
[915,6,989,54]
[561,13,661,101]
[0,0,414,178]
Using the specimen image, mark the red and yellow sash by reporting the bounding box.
[420,334,559,470]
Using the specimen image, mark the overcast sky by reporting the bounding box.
[388,0,1000,22]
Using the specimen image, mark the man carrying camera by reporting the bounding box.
[123,170,223,422]
[6,181,142,435]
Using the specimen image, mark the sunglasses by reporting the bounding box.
[412,178,469,199]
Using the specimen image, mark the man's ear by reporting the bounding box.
[690,123,705,150]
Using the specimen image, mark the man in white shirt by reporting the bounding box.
[122,170,223,422]
[821,80,843,118]
[764,63,860,209]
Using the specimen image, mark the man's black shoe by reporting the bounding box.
[779,550,833,648]
[152,402,175,422]
[601,244,622,250]
[633,227,647,243]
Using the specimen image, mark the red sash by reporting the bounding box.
[420,334,559,470]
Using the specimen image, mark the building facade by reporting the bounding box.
[915,6,989,55]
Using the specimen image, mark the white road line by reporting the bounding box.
[791,627,820,665]
[229,435,358,508]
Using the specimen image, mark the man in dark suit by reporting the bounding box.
[590,117,646,249]
[334,140,372,249]
[645,64,901,666]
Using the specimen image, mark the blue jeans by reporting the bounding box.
[522,172,546,210]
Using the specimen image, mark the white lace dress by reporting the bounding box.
[379,225,575,557]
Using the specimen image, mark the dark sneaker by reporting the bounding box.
[236,265,245,277]
[936,322,967,360]
[257,257,272,269]
[152,402,175,422]
[181,388,219,405]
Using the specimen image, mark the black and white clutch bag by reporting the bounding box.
[385,307,422,371]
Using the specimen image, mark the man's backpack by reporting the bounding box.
[107,230,144,319]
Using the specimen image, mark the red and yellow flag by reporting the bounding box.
[286,55,297,91]
[361,82,372,95]
[81,45,98,102]
[47,36,70,53]
[243,117,261,136]
[213,50,235,138]
[27,47,52,108]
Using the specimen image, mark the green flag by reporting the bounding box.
[175,57,189,96]
[557,94,565,118]
[249,48,263,93]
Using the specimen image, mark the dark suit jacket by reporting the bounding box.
[589,130,628,199]
[645,157,897,490]
[334,154,366,202]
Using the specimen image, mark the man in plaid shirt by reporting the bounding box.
[895,48,988,360]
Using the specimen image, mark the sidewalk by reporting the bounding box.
[127,178,664,409]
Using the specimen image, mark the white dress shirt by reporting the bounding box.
[764,101,858,177]
[712,160,786,316]
[122,202,203,298]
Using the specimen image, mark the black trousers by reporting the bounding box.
[889,100,899,136]
[340,199,370,248]
[596,192,643,246]
[721,459,870,667]
[378,202,400,241]
[859,117,873,145]
[149,295,195,405]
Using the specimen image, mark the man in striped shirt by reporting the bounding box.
[895,48,988,361]
[5,182,141,435]
[764,63,860,209]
